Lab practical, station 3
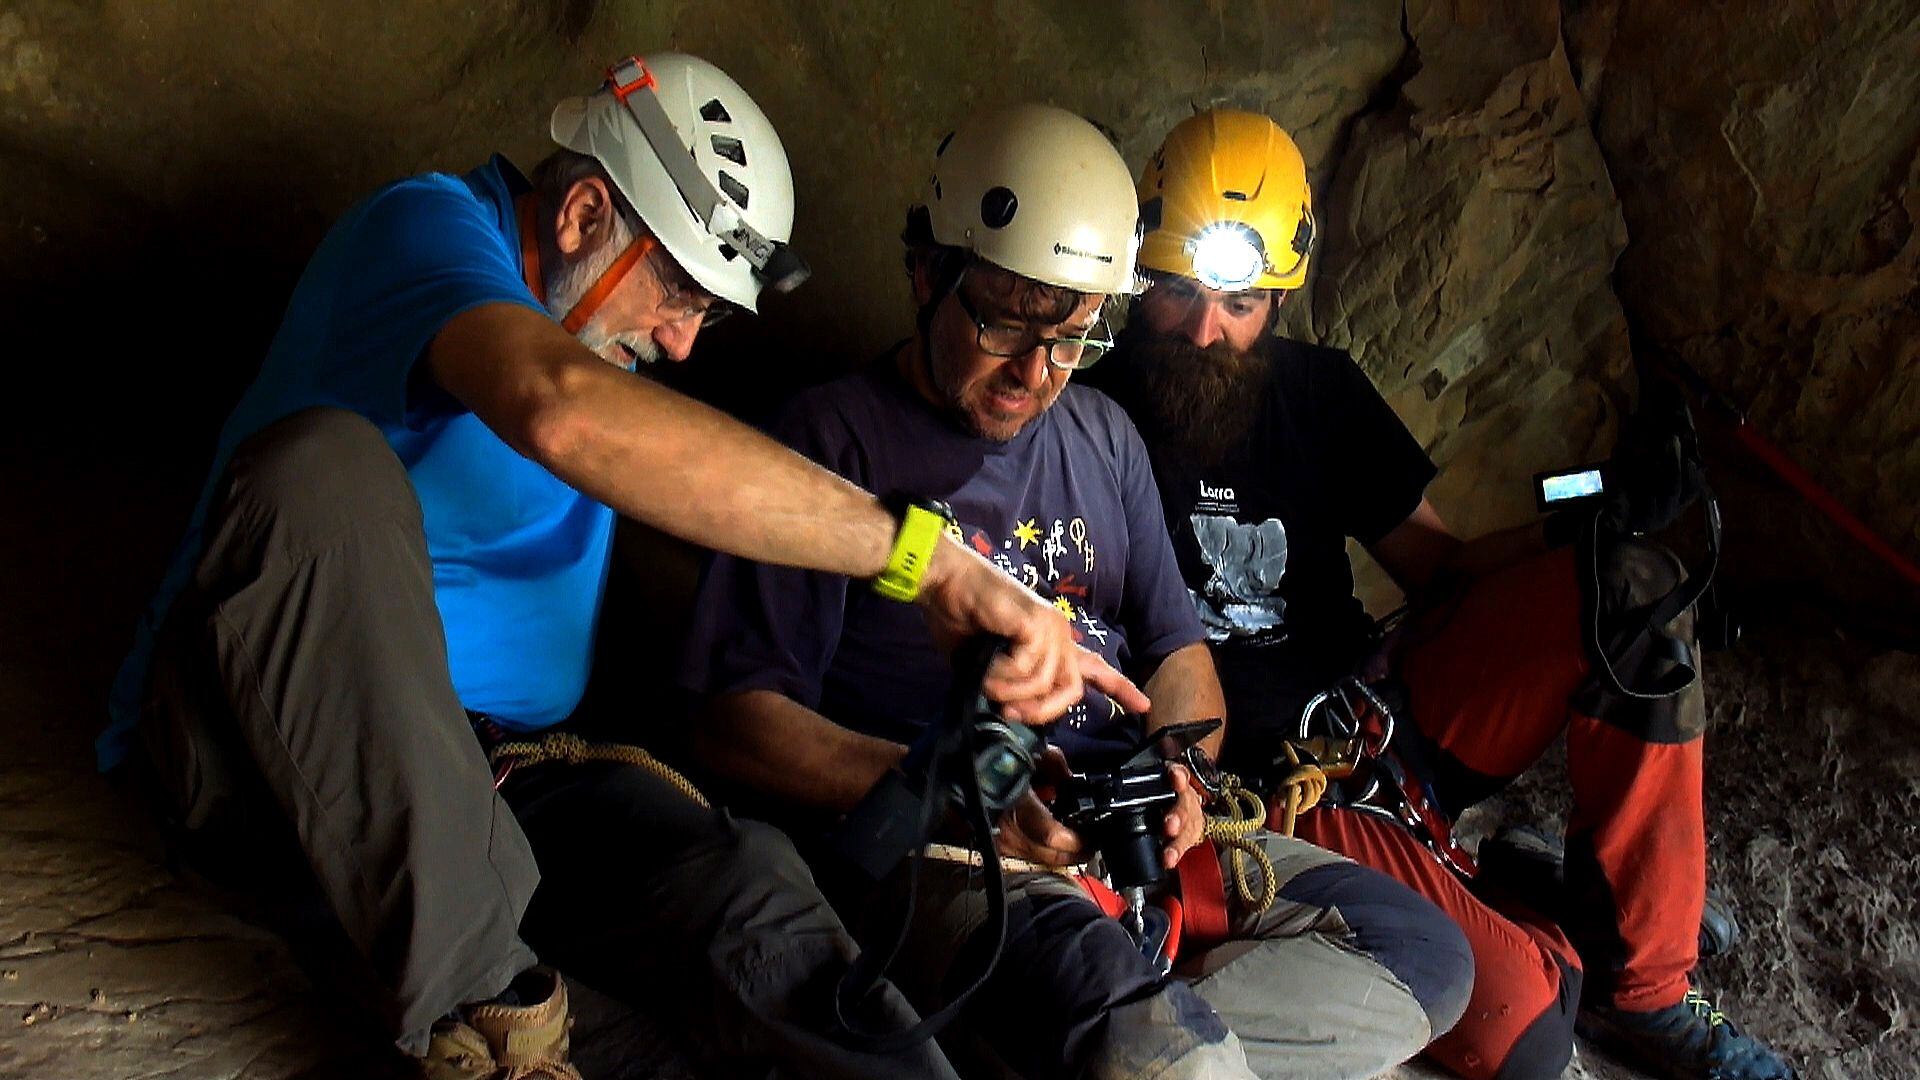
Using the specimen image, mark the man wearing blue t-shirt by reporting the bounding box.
[110,55,1144,1080]
[684,103,1473,1080]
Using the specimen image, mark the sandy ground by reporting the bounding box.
[3,445,1907,1078]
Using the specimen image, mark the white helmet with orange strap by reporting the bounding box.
[548,53,806,313]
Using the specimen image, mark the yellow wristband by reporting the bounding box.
[873,503,949,603]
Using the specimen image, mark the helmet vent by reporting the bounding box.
[711,135,747,166]
[1223,191,1249,201]
[700,98,731,123]
[980,186,1018,229]
[936,130,955,156]
[718,171,750,209]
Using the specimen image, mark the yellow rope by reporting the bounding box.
[488,732,710,809]
[1204,775,1277,914]
[1270,743,1329,839]
[1197,749,1330,917]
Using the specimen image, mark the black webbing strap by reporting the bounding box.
[1576,489,1721,700]
[829,639,1015,1054]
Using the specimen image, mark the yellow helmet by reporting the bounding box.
[1136,110,1315,292]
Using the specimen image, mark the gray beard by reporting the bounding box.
[1120,330,1271,465]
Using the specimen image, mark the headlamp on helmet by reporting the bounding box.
[1135,110,1317,293]
[1188,222,1267,293]
[605,58,810,295]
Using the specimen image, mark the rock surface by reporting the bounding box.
[4,0,1915,614]
[1566,0,1920,626]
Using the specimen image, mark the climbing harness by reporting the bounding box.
[1157,771,1289,958]
[1287,676,1479,880]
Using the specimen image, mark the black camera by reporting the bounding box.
[1053,759,1180,892]
[1053,719,1220,893]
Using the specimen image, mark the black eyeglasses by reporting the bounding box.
[952,282,1115,371]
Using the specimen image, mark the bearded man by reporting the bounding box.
[1087,109,1796,1080]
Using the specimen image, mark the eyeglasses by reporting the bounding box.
[649,245,737,328]
[952,283,1115,371]
[660,292,736,328]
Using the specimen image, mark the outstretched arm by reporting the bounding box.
[427,302,1148,722]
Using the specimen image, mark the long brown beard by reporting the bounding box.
[1116,325,1271,464]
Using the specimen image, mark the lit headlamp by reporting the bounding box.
[1186,222,1267,292]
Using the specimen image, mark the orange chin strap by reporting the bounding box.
[516,192,657,336]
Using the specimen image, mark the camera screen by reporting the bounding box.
[1541,469,1605,503]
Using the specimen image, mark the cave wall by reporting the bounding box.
[1565,0,1920,625]
[1,0,1912,626]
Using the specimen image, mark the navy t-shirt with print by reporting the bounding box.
[681,359,1206,766]
[1089,337,1436,748]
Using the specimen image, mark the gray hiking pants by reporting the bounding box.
[848,832,1454,1079]
[137,407,956,1078]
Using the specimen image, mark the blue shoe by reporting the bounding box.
[1577,989,1797,1080]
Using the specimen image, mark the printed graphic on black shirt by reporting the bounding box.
[1190,513,1291,643]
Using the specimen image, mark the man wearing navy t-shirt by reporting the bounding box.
[684,103,1472,1080]
[108,56,1143,1080]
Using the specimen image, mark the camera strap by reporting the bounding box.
[830,730,1012,1053]
[829,640,1018,1054]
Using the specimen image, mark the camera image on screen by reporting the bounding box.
[1534,465,1607,513]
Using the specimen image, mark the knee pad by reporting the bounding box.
[1598,539,1686,613]
[1572,536,1709,741]
[1280,861,1476,1037]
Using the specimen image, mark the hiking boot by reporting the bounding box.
[423,966,582,1080]
[1697,887,1742,960]
[1476,825,1742,960]
[1577,988,1797,1080]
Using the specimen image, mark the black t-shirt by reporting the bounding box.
[1088,337,1436,750]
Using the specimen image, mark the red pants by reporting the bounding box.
[1296,546,1706,1079]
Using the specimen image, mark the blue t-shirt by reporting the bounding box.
[681,359,1205,765]
[101,156,618,769]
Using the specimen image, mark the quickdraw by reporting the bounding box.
[1287,677,1477,881]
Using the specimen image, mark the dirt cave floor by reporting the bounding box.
[1,450,1914,1079]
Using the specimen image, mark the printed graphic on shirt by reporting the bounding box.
[1190,513,1290,643]
[1196,481,1239,514]
[978,512,1117,730]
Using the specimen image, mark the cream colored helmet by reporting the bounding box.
[549,53,804,312]
[918,103,1141,295]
